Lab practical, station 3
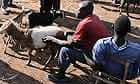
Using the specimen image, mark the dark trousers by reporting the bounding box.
[0,0,12,9]
[40,0,60,13]
[57,47,87,72]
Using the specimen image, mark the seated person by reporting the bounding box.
[42,1,109,82]
[92,15,140,80]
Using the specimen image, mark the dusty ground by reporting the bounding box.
[0,0,140,84]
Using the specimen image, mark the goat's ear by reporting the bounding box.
[21,6,25,12]
[0,20,11,34]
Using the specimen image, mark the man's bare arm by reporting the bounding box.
[42,35,72,45]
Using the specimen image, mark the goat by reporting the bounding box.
[13,21,66,66]
[0,16,66,68]
[119,0,140,15]
[0,8,32,52]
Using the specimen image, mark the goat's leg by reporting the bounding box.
[15,40,22,51]
[132,3,136,13]
[2,33,8,44]
[42,53,54,70]
[26,48,33,65]
[119,0,125,15]
[126,1,130,16]
[119,4,124,15]
[4,35,11,54]
[119,7,122,15]
[42,47,57,70]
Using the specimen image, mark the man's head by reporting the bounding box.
[75,1,94,19]
[113,15,131,37]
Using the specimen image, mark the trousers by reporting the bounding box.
[0,0,12,9]
[58,47,87,71]
[40,0,60,13]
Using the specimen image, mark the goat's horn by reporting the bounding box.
[21,6,25,12]
[0,20,12,34]
[10,19,28,32]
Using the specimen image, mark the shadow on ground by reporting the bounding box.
[0,60,41,84]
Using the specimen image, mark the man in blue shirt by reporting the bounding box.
[92,15,140,79]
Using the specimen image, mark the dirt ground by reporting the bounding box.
[0,0,140,84]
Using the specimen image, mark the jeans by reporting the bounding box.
[40,0,60,13]
[58,47,87,72]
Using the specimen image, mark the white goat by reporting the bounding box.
[0,12,66,67]
[11,20,65,66]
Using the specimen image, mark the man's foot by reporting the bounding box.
[48,74,70,83]
[48,69,70,83]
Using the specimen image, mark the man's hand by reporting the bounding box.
[42,36,54,43]
[42,35,72,45]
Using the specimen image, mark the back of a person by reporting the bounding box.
[73,14,109,51]
[99,37,140,79]
[85,14,109,50]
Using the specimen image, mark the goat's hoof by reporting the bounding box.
[40,66,46,70]
[26,62,30,66]
[119,12,121,15]
[4,51,6,54]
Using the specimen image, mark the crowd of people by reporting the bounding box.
[0,0,140,83]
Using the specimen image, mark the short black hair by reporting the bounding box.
[114,15,131,36]
[80,1,94,14]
